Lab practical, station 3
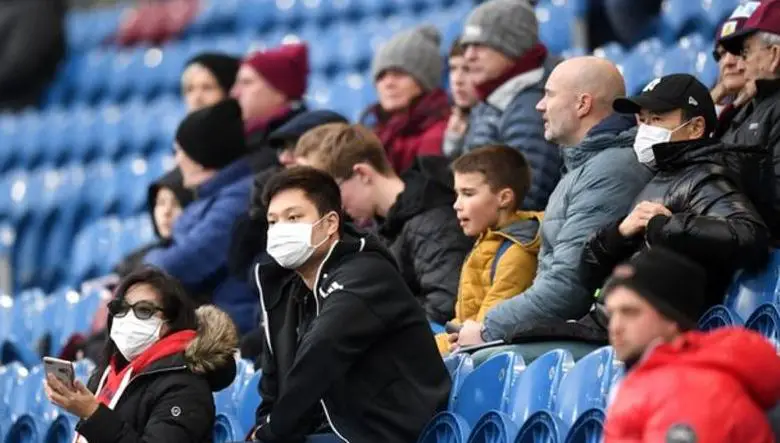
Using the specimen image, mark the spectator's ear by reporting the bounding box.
[576,93,594,118]
[688,116,707,140]
[497,187,515,210]
[353,163,375,185]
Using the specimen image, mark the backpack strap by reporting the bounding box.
[490,239,513,285]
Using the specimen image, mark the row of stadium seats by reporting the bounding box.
[49,4,469,107]
[0,289,104,368]
[0,360,95,443]
[12,212,155,291]
[420,347,619,442]
[0,153,173,222]
[0,99,182,171]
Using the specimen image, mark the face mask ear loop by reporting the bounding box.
[310,212,336,249]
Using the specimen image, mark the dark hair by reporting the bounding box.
[449,37,466,58]
[451,144,532,212]
[99,267,198,372]
[262,166,344,230]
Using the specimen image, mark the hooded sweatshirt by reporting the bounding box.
[113,169,194,278]
[378,156,473,324]
[604,327,780,443]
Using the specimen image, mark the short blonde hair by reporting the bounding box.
[294,123,394,179]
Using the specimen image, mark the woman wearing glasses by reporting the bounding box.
[43,267,239,443]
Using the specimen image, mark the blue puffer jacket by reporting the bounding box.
[146,158,256,334]
[464,56,562,211]
[483,115,654,341]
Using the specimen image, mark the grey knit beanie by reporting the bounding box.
[461,0,539,59]
[371,25,443,91]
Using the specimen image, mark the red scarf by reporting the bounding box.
[475,43,548,101]
[96,330,196,406]
[244,105,295,136]
[372,88,450,148]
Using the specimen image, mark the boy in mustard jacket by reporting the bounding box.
[436,145,542,353]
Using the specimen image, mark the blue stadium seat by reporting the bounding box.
[701,0,744,32]
[724,249,780,322]
[467,410,518,443]
[693,49,719,88]
[698,304,744,331]
[238,371,262,435]
[443,353,474,407]
[213,359,256,442]
[536,0,574,54]
[659,0,706,42]
[593,42,626,64]
[81,160,119,217]
[115,156,156,217]
[621,37,665,94]
[75,49,113,104]
[745,304,780,352]
[119,214,156,258]
[418,351,526,443]
[235,0,277,34]
[1,288,47,367]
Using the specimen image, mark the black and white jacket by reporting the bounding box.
[251,226,450,442]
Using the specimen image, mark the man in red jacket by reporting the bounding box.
[603,247,780,443]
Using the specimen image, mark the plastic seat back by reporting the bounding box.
[238,371,262,436]
[506,349,573,424]
[698,304,744,331]
[554,347,617,426]
[725,249,780,322]
[745,304,780,353]
[443,353,474,407]
[452,351,525,427]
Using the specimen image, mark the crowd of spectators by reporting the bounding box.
[33,0,780,441]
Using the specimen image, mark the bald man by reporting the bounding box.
[453,57,654,349]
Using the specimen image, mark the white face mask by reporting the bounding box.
[266,215,331,269]
[110,311,164,361]
[632,120,691,165]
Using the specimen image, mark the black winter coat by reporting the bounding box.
[76,306,238,443]
[251,226,451,442]
[378,156,472,324]
[581,138,769,309]
[720,78,780,239]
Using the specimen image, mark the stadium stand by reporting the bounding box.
[1,0,780,442]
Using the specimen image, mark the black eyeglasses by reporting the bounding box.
[108,299,164,320]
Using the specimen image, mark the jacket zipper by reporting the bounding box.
[254,264,274,357]
[310,243,350,443]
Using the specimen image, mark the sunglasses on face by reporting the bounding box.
[108,299,163,320]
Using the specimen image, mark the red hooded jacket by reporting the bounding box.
[604,328,780,443]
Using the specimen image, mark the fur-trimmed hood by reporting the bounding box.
[184,305,239,391]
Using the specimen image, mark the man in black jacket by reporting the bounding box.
[249,167,450,442]
[294,123,472,325]
[581,73,769,311]
[718,0,780,239]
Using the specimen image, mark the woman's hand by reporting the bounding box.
[44,374,100,420]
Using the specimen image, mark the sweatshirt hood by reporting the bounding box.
[147,168,195,238]
[638,328,780,409]
[184,305,240,392]
[380,156,456,238]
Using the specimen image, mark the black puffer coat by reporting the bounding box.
[581,138,769,309]
[720,78,780,239]
[378,156,472,324]
[75,306,238,443]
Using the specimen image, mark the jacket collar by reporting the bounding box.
[485,68,545,111]
[754,77,780,100]
[651,137,721,172]
[196,158,252,199]
[562,114,637,171]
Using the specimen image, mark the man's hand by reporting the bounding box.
[446,108,468,136]
[456,320,486,348]
[711,80,729,105]
[618,201,672,237]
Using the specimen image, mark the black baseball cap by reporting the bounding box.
[613,73,717,135]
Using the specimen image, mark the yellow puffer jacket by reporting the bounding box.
[436,211,543,353]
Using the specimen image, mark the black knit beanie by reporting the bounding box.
[175,99,247,169]
[185,52,241,94]
[602,247,707,330]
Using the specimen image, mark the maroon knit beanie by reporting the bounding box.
[243,43,309,100]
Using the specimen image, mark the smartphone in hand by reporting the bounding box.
[43,356,75,389]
